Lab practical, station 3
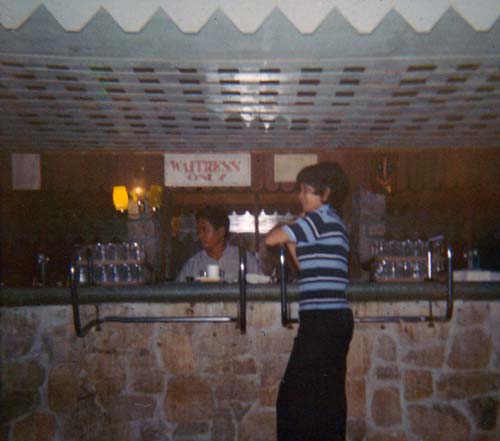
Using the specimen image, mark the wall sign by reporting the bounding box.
[11,153,41,190]
[274,154,317,182]
[164,153,251,187]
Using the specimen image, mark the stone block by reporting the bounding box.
[90,321,154,353]
[232,356,257,375]
[161,333,196,375]
[258,356,286,406]
[102,395,156,421]
[81,352,126,398]
[375,366,400,380]
[0,310,39,337]
[130,367,164,394]
[42,333,80,363]
[196,323,252,358]
[399,321,445,346]
[47,363,79,412]
[366,431,407,441]
[346,377,366,418]
[371,388,402,427]
[211,412,236,441]
[259,380,279,407]
[140,420,173,441]
[471,434,500,441]
[4,359,45,392]
[238,409,275,441]
[347,331,373,377]
[455,303,490,327]
[173,422,210,440]
[59,395,132,441]
[260,356,287,386]
[255,327,294,355]
[447,328,492,369]
[248,303,281,330]
[198,354,232,375]
[12,412,55,441]
[0,390,40,422]
[408,404,470,441]
[2,335,36,360]
[213,375,259,403]
[437,372,500,400]
[468,396,499,431]
[404,370,433,401]
[346,417,366,441]
[403,345,445,368]
[376,334,398,362]
[165,376,214,422]
[129,348,158,369]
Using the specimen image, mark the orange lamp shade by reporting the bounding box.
[113,186,129,212]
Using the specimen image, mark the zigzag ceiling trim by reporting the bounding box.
[1,0,500,34]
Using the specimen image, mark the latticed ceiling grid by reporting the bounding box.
[1,53,499,150]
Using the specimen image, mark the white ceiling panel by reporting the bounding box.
[1,2,499,152]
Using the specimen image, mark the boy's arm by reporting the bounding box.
[265,224,300,269]
[264,225,290,247]
[286,242,299,269]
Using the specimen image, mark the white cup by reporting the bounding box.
[207,264,220,279]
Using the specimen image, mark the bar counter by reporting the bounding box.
[1,281,498,307]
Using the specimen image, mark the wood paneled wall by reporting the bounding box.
[1,148,499,285]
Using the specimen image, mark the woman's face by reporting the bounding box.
[196,218,225,252]
[297,183,325,213]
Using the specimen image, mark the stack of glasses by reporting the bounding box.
[370,238,446,282]
[75,242,145,285]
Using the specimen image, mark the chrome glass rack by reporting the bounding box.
[69,248,248,337]
[279,244,454,325]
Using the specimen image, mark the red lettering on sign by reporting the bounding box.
[181,161,193,173]
[211,161,220,173]
[169,160,180,171]
[167,155,248,186]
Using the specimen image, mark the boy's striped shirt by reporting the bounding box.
[282,204,350,312]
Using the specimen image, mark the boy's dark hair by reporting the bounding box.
[296,161,349,209]
[195,206,230,239]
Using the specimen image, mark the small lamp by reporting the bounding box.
[149,185,163,211]
[112,186,129,212]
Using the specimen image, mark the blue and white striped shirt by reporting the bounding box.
[282,204,350,312]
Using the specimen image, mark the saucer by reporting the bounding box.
[195,276,221,283]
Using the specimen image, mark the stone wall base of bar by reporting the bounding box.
[1,300,499,441]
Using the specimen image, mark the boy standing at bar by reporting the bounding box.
[265,161,353,441]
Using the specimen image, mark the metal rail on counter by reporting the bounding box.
[279,245,454,325]
[69,248,248,337]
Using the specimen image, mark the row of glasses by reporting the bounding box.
[371,239,427,257]
[91,263,145,285]
[89,242,145,263]
[371,237,446,281]
[75,241,146,285]
[373,259,427,281]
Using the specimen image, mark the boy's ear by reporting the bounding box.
[321,187,331,202]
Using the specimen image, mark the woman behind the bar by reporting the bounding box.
[265,161,354,441]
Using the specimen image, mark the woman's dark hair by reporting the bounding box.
[296,161,349,209]
[195,206,230,239]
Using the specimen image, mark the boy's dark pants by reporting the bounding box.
[277,308,354,441]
